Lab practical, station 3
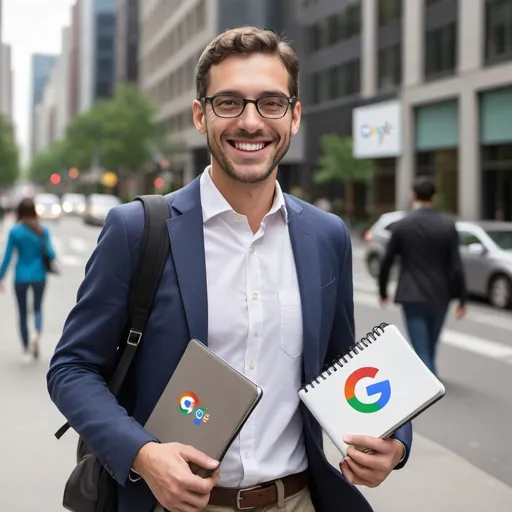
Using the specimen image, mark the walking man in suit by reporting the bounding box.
[379,177,467,377]
[47,27,411,512]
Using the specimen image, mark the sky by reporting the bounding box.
[3,0,75,168]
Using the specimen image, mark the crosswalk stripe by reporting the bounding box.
[353,290,512,364]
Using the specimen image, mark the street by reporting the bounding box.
[0,215,511,511]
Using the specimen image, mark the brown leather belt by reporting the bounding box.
[208,470,309,510]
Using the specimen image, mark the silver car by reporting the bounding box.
[84,193,121,226]
[364,212,512,310]
[34,193,62,221]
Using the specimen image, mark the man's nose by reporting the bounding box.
[237,102,265,132]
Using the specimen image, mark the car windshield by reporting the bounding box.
[63,194,85,203]
[35,194,59,205]
[485,230,512,250]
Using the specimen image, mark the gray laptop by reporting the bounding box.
[144,339,263,477]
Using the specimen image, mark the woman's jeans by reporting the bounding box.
[14,281,46,349]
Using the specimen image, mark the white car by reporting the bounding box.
[34,193,62,221]
[84,194,121,226]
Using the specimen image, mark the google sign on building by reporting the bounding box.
[353,100,403,159]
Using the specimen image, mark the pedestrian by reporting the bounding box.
[47,26,411,512]
[378,177,467,376]
[0,197,56,362]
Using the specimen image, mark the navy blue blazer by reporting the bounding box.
[47,177,412,512]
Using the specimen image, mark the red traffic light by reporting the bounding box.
[50,173,61,185]
[154,177,164,189]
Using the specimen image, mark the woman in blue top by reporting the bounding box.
[0,197,56,361]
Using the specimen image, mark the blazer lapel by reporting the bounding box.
[286,196,321,383]
[166,178,209,346]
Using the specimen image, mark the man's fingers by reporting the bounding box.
[344,435,390,453]
[339,458,374,487]
[180,444,219,470]
[346,446,382,469]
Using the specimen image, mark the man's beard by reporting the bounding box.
[206,131,291,185]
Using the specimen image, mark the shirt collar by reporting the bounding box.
[200,166,288,224]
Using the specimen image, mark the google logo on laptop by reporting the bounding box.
[178,391,210,425]
[345,367,391,413]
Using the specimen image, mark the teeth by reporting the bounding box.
[234,141,266,152]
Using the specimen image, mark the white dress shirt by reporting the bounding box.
[200,167,308,488]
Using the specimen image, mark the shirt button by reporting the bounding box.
[245,453,251,459]
[252,292,258,300]
[249,246,255,254]
[249,362,255,369]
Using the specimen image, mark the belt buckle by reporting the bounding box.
[236,485,262,510]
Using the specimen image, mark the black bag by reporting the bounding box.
[41,232,59,274]
[53,195,171,512]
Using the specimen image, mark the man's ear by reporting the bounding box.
[193,100,206,134]
[291,100,301,137]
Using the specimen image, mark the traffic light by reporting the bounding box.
[50,173,61,185]
[154,177,165,189]
[69,167,79,179]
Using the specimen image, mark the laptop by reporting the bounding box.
[144,338,263,477]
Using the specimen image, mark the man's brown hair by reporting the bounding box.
[195,26,300,100]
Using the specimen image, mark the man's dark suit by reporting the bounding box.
[378,207,467,305]
[47,176,412,512]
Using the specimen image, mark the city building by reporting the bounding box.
[0,43,13,121]
[29,54,57,159]
[139,0,301,189]
[56,27,72,140]
[344,0,512,221]
[69,0,81,121]
[78,0,117,113]
[34,66,58,153]
[116,0,139,83]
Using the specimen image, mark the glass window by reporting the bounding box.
[425,0,443,6]
[485,0,512,63]
[378,44,401,90]
[425,23,457,78]
[378,0,402,26]
[458,231,482,246]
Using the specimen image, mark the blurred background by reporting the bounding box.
[0,1,512,511]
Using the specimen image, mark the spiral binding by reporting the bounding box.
[301,322,389,393]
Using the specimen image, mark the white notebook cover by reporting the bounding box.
[298,323,445,457]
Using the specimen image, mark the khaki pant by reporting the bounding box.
[154,486,315,512]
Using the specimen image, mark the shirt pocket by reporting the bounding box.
[278,289,303,359]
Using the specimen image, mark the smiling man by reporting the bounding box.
[47,27,411,512]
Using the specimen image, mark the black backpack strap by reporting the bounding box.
[55,195,171,440]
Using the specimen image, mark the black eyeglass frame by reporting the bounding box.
[200,94,298,119]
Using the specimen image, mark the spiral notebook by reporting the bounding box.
[298,323,445,457]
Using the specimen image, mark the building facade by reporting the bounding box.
[29,54,57,159]
[69,0,81,121]
[116,0,139,83]
[79,0,117,113]
[56,27,71,140]
[0,43,13,121]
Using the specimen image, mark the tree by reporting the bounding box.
[28,140,69,184]
[0,114,20,187]
[313,134,374,219]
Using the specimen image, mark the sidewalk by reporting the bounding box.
[323,433,512,511]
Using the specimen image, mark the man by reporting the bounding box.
[378,177,467,376]
[47,27,411,512]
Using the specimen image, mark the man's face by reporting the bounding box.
[193,53,301,184]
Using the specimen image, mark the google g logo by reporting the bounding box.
[178,392,210,425]
[345,367,391,413]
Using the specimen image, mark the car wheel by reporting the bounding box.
[488,275,512,309]
[367,254,381,278]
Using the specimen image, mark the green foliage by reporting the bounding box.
[313,134,373,184]
[28,84,181,183]
[0,115,20,187]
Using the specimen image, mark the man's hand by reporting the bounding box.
[132,441,220,512]
[339,435,405,488]
[455,305,466,319]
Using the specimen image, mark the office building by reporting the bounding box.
[79,0,117,113]
[116,0,139,83]
[29,54,56,159]
[139,0,302,188]
[0,43,13,120]
[69,0,81,121]
[55,27,72,140]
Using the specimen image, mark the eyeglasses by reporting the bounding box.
[201,94,297,119]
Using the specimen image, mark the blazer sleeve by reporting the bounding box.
[43,226,56,261]
[378,228,400,300]
[46,206,157,486]
[326,218,412,470]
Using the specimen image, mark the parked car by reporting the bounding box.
[61,193,87,216]
[84,193,121,226]
[34,193,62,221]
[363,211,512,309]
